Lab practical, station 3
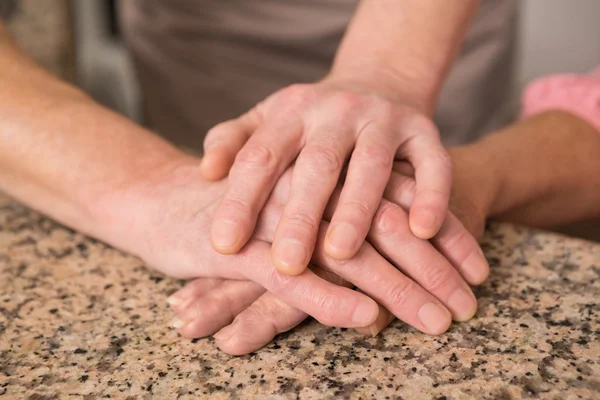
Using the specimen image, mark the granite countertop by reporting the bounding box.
[1,193,599,400]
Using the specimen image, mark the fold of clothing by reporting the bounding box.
[119,0,519,151]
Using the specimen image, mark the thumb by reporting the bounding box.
[200,109,261,180]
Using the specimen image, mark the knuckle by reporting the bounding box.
[323,255,354,275]
[354,143,394,169]
[220,195,252,216]
[373,202,410,235]
[234,144,279,172]
[436,228,469,255]
[342,199,372,223]
[389,177,416,205]
[259,299,297,333]
[420,263,455,293]
[280,84,312,107]
[428,149,453,171]
[386,280,414,308]
[406,113,440,138]
[302,145,344,174]
[244,302,274,323]
[202,300,234,323]
[191,278,221,293]
[264,267,294,293]
[376,101,396,121]
[331,91,362,111]
[315,292,342,326]
[284,209,320,234]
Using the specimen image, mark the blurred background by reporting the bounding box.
[5,0,600,124]
[4,0,600,240]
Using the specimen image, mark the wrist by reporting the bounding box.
[91,153,208,256]
[321,71,435,116]
[448,143,501,224]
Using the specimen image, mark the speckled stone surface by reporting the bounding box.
[1,193,599,400]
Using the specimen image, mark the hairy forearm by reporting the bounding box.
[329,0,479,114]
[0,24,196,245]
[456,111,600,228]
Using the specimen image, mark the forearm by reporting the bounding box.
[0,24,197,247]
[453,111,600,228]
[328,0,479,114]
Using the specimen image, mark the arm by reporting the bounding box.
[453,111,600,228]
[328,0,479,114]
[0,22,194,251]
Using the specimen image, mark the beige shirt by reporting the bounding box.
[120,0,518,151]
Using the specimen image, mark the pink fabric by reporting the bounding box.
[521,67,600,133]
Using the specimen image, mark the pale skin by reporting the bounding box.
[0,23,486,334]
[172,110,600,355]
[202,0,481,275]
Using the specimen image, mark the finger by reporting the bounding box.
[166,278,224,312]
[354,302,396,337]
[236,240,379,328]
[200,109,261,180]
[214,292,308,355]
[368,201,478,322]
[399,117,452,240]
[314,223,452,335]
[325,121,395,260]
[214,266,351,355]
[431,215,490,285]
[384,173,489,285]
[210,114,303,254]
[272,126,354,275]
[172,280,266,338]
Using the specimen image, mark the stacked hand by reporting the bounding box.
[96,81,489,355]
[146,160,489,355]
[138,82,490,355]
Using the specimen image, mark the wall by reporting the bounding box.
[517,0,600,88]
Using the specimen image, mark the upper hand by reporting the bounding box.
[201,80,453,275]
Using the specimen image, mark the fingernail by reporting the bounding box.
[273,238,308,275]
[461,249,489,284]
[369,325,379,337]
[354,324,379,337]
[447,288,477,322]
[414,209,436,237]
[166,295,182,306]
[170,317,185,329]
[211,220,241,252]
[213,323,236,342]
[352,300,378,326]
[326,223,359,259]
[418,302,451,334]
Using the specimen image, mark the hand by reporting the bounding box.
[167,160,489,355]
[201,80,453,275]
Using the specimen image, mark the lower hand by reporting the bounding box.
[167,159,489,355]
